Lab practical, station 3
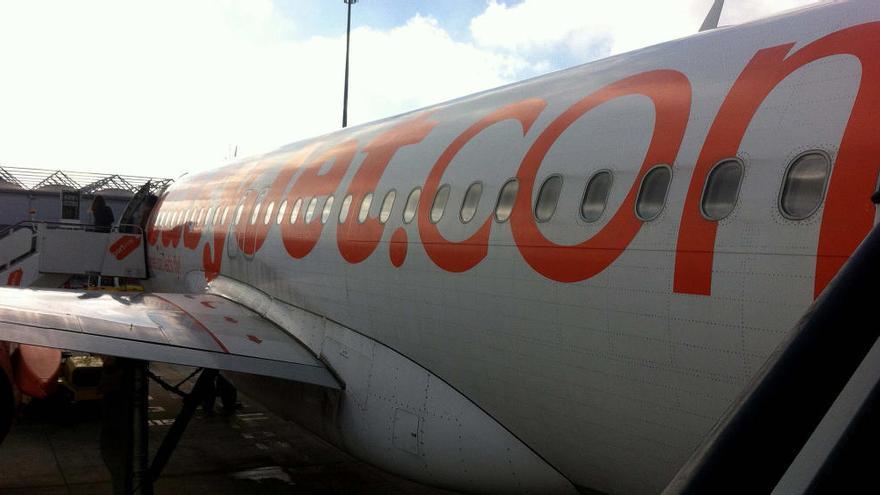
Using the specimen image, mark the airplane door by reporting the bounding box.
[118,181,165,232]
[243,189,266,259]
[227,190,255,259]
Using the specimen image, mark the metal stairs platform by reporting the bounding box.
[0,222,146,288]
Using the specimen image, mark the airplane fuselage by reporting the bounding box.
[144,2,880,492]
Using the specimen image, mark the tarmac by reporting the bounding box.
[0,363,458,495]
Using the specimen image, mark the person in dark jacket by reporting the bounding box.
[91,195,115,232]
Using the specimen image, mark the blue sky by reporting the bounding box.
[276,1,492,40]
[0,0,815,178]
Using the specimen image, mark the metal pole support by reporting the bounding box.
[149,369,218,482]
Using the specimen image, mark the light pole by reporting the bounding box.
[342,0,357,128]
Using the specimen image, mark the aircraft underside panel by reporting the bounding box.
[203,274,577,495]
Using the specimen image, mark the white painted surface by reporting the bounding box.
[0,228,33,267]
[38,227,107,274]
[207,275,576,494]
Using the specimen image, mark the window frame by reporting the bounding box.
[304,197,319,224]
[579,170,614,223]
[276,200,287,225]
[358,192,374,224]
[430,184,451,224]
[459,181,483,224]
[289,198,303,224]
[494,178,519,224]
[777,150,832,221]
[534,174,564,223]
[403,187,421,224]
[699,158,745,222]
[634,164,673,222]
[338,194,353,224]
[379,189,396,224]
[321,195,334,224]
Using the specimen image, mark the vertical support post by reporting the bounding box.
[342,0,357,128]
[131,361,152,495]
[149,369,218,482]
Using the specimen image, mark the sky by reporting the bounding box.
[0,0,817,180]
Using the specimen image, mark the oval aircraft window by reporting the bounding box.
[780,152,830,220]
[338,194,353,224]
[494,179,519,223]
[431,184,451,223]
[250,202,261,225]
[403,187,421,224]
[304,197,318,224]
[263,202,275,225]
[289,198,302,223]
[379,190,396,224]
[701,160,744,221]
[580,171,612,222]
[460,182,482,223]
[535,175,563,222]
[358,193,373,223]
[321,196,334,224]
[222,206,229,225]
[276,200,287,225]
[234,204,244,225]
[635,166,672,221]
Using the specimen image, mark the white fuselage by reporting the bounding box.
[145,2,880,493]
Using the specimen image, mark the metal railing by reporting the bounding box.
[0,221,143,274]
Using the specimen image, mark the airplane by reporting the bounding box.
[0,0,877,493]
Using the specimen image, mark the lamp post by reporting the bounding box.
[342,0,357,128]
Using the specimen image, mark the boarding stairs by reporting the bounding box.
[0,221,147,288]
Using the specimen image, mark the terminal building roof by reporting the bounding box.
[0,166,172,196]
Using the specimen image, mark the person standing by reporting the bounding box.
[91,195,115,232]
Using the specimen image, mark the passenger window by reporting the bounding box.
[276,200,287,225]
[780,152,830,220]
[206,207,214,226]
[636,166,671,221]
[250,201,262,225]
[379,191,396,224]
[196,209,205,225]
[321,196,334,224]
[235,204,244,225]
[701,160,743,221]
[581,171,612,222]
[213,207,222,225]
[460,182,482,223]
[495,179,518,223]
[304,197,318,224]
[358,193,373,223]
[431,184,451,223]
[290,198,302,223]
[221,206,229,225]
[264,202,275,225]
[535,175,563,222]
[403,188,421,224]
[339,194,353,223]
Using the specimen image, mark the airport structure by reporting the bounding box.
[0,166,172,229]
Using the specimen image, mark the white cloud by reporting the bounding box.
[0,1,531,178]
[470,0,818,59]
[0,0,821,179]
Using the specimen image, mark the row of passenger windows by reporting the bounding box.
[154,151,832,229]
